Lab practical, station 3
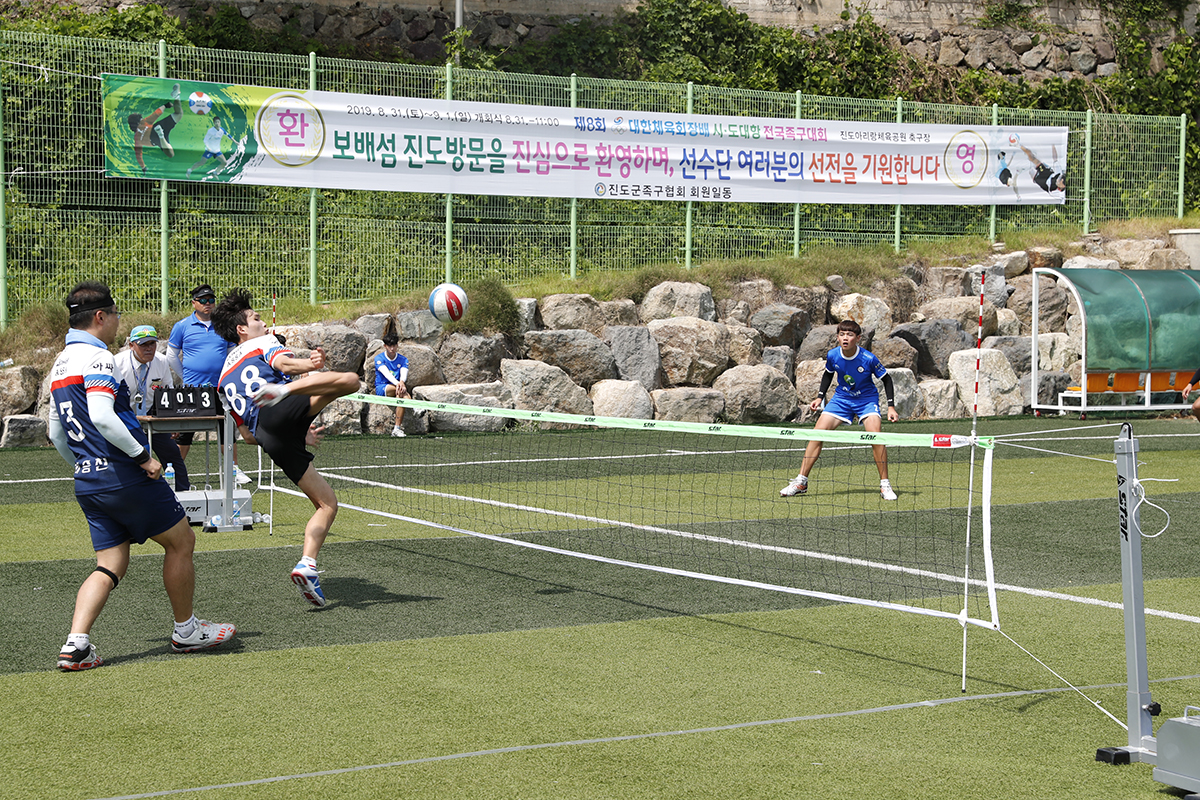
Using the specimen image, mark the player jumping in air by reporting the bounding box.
[212,290,359,607]
[128,83,183,175]
[780,319,900,501]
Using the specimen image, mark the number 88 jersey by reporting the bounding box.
[218,334,291,434]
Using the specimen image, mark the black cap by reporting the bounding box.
[191,283,216,300]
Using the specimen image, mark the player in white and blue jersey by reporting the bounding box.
[374,317,410,437]
[48,281,235,671]
[213,289,359,607]
[780,319,900,501]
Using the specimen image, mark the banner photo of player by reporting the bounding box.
[102,74,1068,206]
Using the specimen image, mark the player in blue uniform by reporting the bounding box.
[48,281,236,670]
[213,289,359,607]
[780,319,900,501]
[374,318,410,437]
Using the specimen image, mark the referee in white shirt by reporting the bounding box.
[114,325,190,491]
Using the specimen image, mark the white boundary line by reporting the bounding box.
[88,673,1200,800]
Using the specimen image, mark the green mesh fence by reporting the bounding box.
[0,30,1186,322]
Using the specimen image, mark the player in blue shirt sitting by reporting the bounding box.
[780,319,900,501]
[373,318,410,437]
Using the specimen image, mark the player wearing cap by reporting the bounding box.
[113,325,190,491]
[48,281,235,670]
[212,289,359,608]
[167,283,249,484]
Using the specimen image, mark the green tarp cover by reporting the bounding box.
[1057,268,1200,372]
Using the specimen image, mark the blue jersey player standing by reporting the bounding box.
[213,289,359,608]
[780,319,900,501]
[48,281,236,671]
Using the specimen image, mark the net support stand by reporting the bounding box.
[1098,425,1200,797]
[1095,423,1157,766]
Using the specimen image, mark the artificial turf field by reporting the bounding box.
[3,415,1200,800]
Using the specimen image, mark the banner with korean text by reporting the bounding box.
[103,74,1068,205]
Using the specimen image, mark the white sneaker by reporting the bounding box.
[233,466,251,485]
[880,481,898,501]
[291,562,327,607]
[171,619,237,653]
[780,476,807,497]
[391,425,406,438]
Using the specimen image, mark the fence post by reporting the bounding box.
[159,40,170,316]
[989,103,998,244]
[1083,108,1093,235]
[893,96,902,254]
[570,73,578,280]
[444,62,454,284]
[685,82,694,269]
[793,90,802,259]
[0,73,7,331]
[1179,113,1188,219]
[309,52,319,305]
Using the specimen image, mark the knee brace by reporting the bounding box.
[94,566,119,590]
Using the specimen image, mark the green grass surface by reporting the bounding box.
[2,417,1200,799]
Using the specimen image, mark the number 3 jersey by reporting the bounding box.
[219,334,292,436]
[49,335,151,494]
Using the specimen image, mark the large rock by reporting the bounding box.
[869,277,920,326]
[316,392,364,435]
[647,317,731,386]
[1026,246,1064,271]
[793,359,829,422]
[1008,274,1069,335]
[1134,249,1191,270]
[522,329,617,389]
[589,379,654,419]
[364,398,429,436]
[437,333,515,383]
[603,326,662,391]
[515,298,539,334]
[0,365,40,417]
[888,319,974,378]
[873,336,919,373]
[1104,238,1164,266]
[980,335,1032,377]
[796,325,839,362]
[1,414,47,447]
[887,368,924,420]
[1062,255,1120,270]
[639,281,717,322]
[650,387,725,422]
[1037,332,1079,372]
[749,304,810,349]
[712,364,798,423]
[726,323,763,366]
[947,349,1023,415]
[412,382,514,432]
[761,345,795,383]
[920,379,968,419]
[395,309,444,346]
[600,299,639,327]
[307,324,367,375]
[964,264,1014,309]
[351,313,392,342]
[778,285,832,326]
[830,293,892,335]
[726,278,776,315]
[499,359,593,421]
[995,251,1029,279]
[922,267,968,300]
[539,294,606,335]
[916,296,998,339]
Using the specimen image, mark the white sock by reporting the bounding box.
[174,615,197,637]
[797,475,808,485]
[300,556,317,569]
[66,633,90,650]
[881,479,891,486]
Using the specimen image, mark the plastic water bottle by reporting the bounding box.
[210,515,223,527]
[163,463,175,482]
[0,358,13,369]
[233,500,242,524]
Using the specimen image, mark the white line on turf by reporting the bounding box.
[86,674,1200,800]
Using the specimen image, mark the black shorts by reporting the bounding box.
[254,393,316,485]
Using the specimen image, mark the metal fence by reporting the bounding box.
[0,29,1188,325]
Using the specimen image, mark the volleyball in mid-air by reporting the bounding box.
[188,91,213,115]
[429,283,468,323]
[1008,133,1020,146]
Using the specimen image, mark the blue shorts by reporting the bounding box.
[823,393,881,425]
[77,481,187,552]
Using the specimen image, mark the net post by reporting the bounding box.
[1097,422,1157,765]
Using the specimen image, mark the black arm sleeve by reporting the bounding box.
[881,373,896,405]
[817,371,833,400]
[1189,368,1200,386]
